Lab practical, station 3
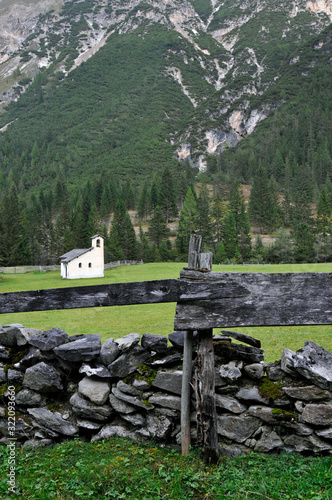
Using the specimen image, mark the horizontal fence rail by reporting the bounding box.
[1,271,332,329]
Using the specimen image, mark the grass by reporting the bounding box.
[1,262,332,362]
[0,438,331,499]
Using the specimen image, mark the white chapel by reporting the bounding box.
[59,234,105,279]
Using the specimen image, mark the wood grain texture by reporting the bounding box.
[175,270,332,329]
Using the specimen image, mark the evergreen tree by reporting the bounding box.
[249,166,278,232]
[138,226,154,262]
[196,185,213,250]
[150,179,160,212]
[214,240,227,264]
[316,187,331,237]
[137,182,150,222]
[108,199,138,260]
[146,205,170,248]
[176,187,198,256]
[159,166,177,223]
[211,192,228,251]
[268,228,295,264]
[223,212,240,260]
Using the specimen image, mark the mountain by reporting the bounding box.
[0,0,331,194]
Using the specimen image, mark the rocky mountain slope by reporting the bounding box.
[0,0,331,181]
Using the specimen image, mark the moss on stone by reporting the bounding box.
[259,377,283,400]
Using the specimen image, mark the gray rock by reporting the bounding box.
[78,377,111,405]
[16,327,43,346]
[23,362,63,393]
[117,380,140,396]
[292,342,332,390]
[217,415,261,443]
[7,369,23,383]
[22,439,53,449]
[146,412,173,439]
[107,345,150,378]
[29,328,69,351]
[219,442,252,458]
[141,334,167,353]
[0,346,10,361]
[133,379,151,390]
[70,392,113,421]
[91,424,137,442]
[282,421,314,436]
[247,406,281,423]
[20,346,54,367]
[281,348,297,375]
[112,387,154,410]
[254,427,283,452]
[168,331,197,351]
[219,361,243,381]
[152,370,182,395]
[282,385,331,402]
[76,418,102,430]
[79,363,111,378]
[54,334,101,362]
[150,353,182,367]
[0,367,7,383]
[0,324,23,346]
[121,413,146,427]
[215,394,247,414]
[149,393,181,411]
[109,393,135,414]
[235,387,269,404]
[244,363,264,380]
[15,389,43,406]
[27,408,78,436]
[100,338,120,365]
[300,403,332,426]
[264,361,287,380]
[316,427,332,439]
[115,333,140,353]
[283,434,332,453]
[0,417,33,438]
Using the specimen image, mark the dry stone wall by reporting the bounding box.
[0,324,332,457]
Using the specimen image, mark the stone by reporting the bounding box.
[0,324,23,346]
[219,443,252,458]
[79,363,111,378]
[0,367,6,383]
[117,380,140,396]
[282,422,313,436]
[219,361,243,381]
[217,415,261,443]
[254,428,283,452]
[141,334,167,353]
[247,406,281,424]
[29,328,69,351]
[300,403,332,426]
[112,387,154,410]
[149,393,181,411]
[0,346,10,361]
[146,412,173,439]
[115,333,140,353]
[70,392,113,422]
[244,363,264,380]
[22,439,53,449]
[152,370,182,396]
[109,393,135,414]
[281,348,297,375]
[100,338,120,365]
[27,408,78,436]
[168,331,197,351]
[282,385,331,402]
[16,327,43,346]
[316,427,332,439]
[76,419,103,430]
[292,342,332,390]
[264,361,286,381]
[215,342,264,363]
[235,387,269,405]
[107,345,150,378]
[0,417,33,438]
[133,379,151,390]
[121,413,146,427]
[150,353,182,367]
[54,334,101,362]
[23,362,63,393]
[78,377,111,405]
[91,424,137,442]
[283,434,332,453]
[16,389,44,406]
[20,346,54,367]
[215,394,247,414]
[7,369,23,383]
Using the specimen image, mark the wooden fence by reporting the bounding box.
[1,235,332,462]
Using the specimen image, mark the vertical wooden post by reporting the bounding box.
[194,328,219,464]
[181,329,193,455]
[181,234,201,456]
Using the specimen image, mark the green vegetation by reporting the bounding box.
[1,263,332,361]
[0,438,331,499]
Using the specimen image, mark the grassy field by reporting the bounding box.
[1,262,332,362]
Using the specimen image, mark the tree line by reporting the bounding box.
[1,164,332,267]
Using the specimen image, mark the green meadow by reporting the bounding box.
[1,262,332,362]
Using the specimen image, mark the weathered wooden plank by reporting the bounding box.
[188,234,202,269]
[0,278,249,314]
[181,330,193,456]
[175,271,332,329]
[220,330,261,348]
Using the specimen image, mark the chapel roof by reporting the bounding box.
[59,248,92,263]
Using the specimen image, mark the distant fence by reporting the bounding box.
[0,260,144,274]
